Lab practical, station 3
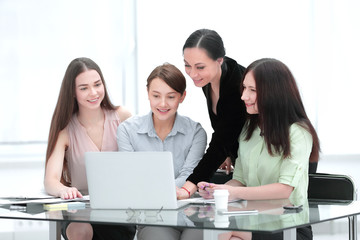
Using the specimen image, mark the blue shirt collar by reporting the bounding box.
[137,111,187,137]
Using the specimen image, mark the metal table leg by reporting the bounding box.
[283,228,296,240]
[49,221,61,240]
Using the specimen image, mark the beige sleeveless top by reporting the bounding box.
[65,109,121,194]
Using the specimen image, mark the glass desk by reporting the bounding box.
[0,198,359,240]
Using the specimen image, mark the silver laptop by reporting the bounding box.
[85,151,189,210]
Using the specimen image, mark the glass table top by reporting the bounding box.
[1,198,359,234]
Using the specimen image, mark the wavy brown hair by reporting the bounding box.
[45,57,116,185]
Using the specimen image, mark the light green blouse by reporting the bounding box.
[233,123,313,202]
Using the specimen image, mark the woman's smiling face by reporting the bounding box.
[75,69,105,111]
[241,71,258,114]
[183,47,223,88]
[148,77,185,122]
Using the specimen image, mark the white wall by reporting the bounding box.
[0,1,359,158]
[136,0,360,156]
[0,0,137,142]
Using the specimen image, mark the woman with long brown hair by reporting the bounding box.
[198,58,320,240]
[44,57,135,240]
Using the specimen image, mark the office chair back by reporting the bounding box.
[308,173,357,201]
[308,173,358,240]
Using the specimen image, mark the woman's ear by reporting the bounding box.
[180,90,187,103]
[217,57,224,65]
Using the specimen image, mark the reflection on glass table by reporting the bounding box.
[1,198,360,240]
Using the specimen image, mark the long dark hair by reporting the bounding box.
[242,58,320,162]
[182,29,225,60]
[45,57,116,185]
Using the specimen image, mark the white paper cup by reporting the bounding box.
[213,189,229,210]
[214,211,230,227]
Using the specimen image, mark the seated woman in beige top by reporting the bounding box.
[44,57,134,240]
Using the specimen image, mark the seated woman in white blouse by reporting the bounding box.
[117,63,207,240]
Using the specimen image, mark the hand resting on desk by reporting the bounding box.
[58,186,83,200]
[197,182,240,201]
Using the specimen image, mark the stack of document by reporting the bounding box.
[0,193,89,214]
[43,201,86,211]
[0,195,89,206]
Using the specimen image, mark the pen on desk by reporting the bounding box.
[203,184,214,191]
[200,184,207,190]
[10,205,27,211]
[218,209,258,215]
[192,201,212,206]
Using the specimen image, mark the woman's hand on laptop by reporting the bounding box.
[59,186,83,200]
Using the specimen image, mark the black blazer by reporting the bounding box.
[187,56,247,184]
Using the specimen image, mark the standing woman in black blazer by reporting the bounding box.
[177,29,247,199]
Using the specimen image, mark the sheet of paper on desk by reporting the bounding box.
[218,209,258,215]
[0,188,54,199]
[0,195,89,205]
[179,197,239,205]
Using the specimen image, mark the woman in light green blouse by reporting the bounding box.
[198,58,320,240]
